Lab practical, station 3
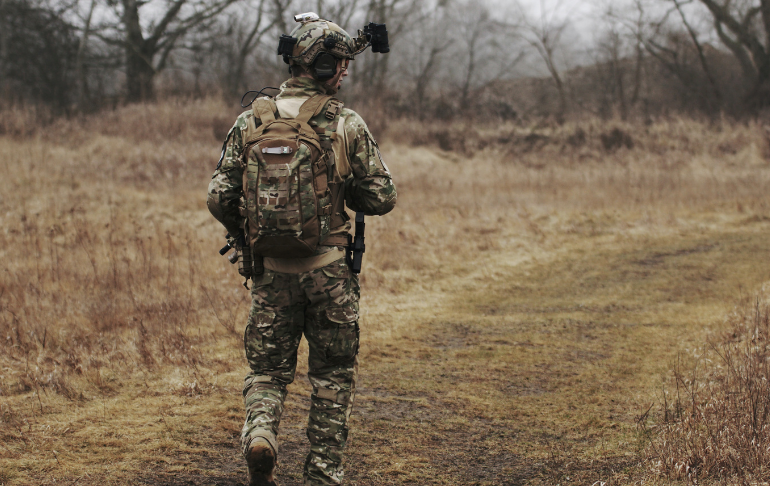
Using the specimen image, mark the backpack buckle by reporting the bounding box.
[325,100,343,120]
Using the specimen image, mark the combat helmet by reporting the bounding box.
[278,12,389,80]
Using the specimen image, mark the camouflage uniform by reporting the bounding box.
[208,76,396,485]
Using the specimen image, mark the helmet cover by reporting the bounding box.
[283,18,356,69]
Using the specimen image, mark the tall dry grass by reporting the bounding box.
[5,101,770,397]
[365,115,770,278]
[385,116,770,216]
[0,98,247,404]
[642,289,770,483]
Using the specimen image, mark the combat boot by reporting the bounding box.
[247,437,278,486]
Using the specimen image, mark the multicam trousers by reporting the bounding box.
[241,256,360,486]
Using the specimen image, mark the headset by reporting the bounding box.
[313,52,338,80]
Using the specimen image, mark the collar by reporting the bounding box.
[276,76,336,98]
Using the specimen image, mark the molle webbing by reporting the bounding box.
[304,95,347,241]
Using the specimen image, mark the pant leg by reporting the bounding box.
[241,269,305,457]
[300,257,360,485]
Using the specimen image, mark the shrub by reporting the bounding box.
[644,288,770,483]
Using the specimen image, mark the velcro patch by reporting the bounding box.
[262,146,293,155]
[316,387,339,402]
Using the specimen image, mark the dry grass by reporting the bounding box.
[2,99,770,484]
[643,289,770,484]
[0,97,245,393]
[0,99,250,484]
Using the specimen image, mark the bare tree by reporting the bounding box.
[696,0,770,107]
[93,0,239,102]
[0,0,80,110]
[0,0,9,69]
[270,0,294,34]
[221,0,278,97]
[635,0,730,113]
[628,0,649,104]
[599,0,650,114]
[518,0,573,120]
[644,29,704,99]
[671,0,722,103]
[452,2,524,109]
[456,3,490,106]
[403,2,453,117]
[75,0,97,108]
[653,0,770,110]
[593,26,630,119]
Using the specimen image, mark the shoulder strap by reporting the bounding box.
[333,115,351,177]
[243,98,278,145]
[296,95,333,123]
[252,98,277,123]
[320,99,348,239]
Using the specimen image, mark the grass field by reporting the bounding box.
[2,101,770,485]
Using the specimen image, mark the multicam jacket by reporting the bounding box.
[208,77,397,251]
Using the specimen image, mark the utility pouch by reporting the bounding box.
[238,227,263,279]
[346,212,365,274]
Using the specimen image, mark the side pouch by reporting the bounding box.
[322,304,359,364]
[315,258,356,302]
[244,309,278,371]
[250,270,274,296]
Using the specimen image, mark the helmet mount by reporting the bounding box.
[277,12,390,82]
[323,37,337,49]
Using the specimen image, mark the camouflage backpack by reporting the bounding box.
[240,94,348,258]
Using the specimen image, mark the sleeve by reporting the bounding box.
[342,111,397,216]
[207,113,249,235]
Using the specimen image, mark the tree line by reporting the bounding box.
[2,0,770,120]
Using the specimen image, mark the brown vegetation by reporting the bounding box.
[643,290,770,484]
[2,100,770,484]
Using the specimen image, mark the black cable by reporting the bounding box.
[240,86,281,108]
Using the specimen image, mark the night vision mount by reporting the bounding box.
[361,22,389,54]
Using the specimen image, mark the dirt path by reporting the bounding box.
[129,218,770,486]
[6,215,770,486]
[352,219,770,484]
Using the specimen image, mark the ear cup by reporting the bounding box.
[313,52,337,80]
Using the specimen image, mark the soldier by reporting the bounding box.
[206,13,396,486]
